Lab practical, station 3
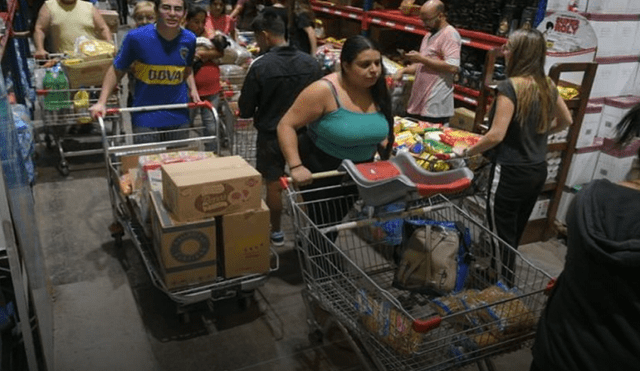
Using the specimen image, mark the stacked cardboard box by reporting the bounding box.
[151,156,270,289]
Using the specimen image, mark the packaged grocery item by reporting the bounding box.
[355,289,424,356]
[73,89,91,124]
[73,36,116,58]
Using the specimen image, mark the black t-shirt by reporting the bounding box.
[238,45,322,132]
[290,12,313,54]
[489,78,556,165]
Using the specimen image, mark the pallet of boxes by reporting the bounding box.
[132,153,271,290]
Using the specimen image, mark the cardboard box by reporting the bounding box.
[219,201,270,279]
[576,103,602,148]
[98,9,119,34]
[451,107,476,132]
[592,138,640,183]
[150,192,218,290]
[162,156,262,222]
[565,140,603,187]
[556,190,575,225]
[528,197,550,221]
[597,95,640,139]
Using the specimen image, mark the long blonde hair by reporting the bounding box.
[505,29,556,133]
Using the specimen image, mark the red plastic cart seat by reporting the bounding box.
[338,152,473,207]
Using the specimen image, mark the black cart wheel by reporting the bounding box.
[58,163,69,176]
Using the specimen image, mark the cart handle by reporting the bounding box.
[545,277,557,295]
[279,170,345,189]
[105,101,212,115]
[412,316,442,333]
[36,87,112,95]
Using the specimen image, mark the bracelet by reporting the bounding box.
[289,164,303,170]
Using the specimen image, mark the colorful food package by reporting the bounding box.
[414,152,451,172]
[439,128,481,148]
[463,285,536,337]
[355,289,424,356]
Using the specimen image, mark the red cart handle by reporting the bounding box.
[412,316,442,333]
[545,277,557,295]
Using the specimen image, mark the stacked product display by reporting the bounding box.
[547,1,640,224]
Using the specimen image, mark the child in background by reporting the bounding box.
[205,0,237,40]
[127,1,156,107]
[186,6,230,151]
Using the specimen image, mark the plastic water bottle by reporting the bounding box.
[55,70,70,109]
[43,70,57,110]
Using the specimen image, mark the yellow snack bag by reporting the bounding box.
[73,90,92,124]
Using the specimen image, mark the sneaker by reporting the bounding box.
[270,231,285,247]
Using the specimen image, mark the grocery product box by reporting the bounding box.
[150,191,218,290]
[451,107,475,132]
[587,0,630,13]
[528,197,550,221]
[597,95,640,139]
[98,9,119,34]
[576,103,602,148]
[564,139,603,187]
[592,138,640,183]
[219,201,270,279]
[556,190,575,225]
[162,156,262,222]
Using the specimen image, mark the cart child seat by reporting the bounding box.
[337,152,473,207]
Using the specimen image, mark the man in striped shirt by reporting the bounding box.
[393,0,460,124]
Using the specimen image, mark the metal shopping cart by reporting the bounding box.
[33,55,121,175]
[99,102,279,317]
[282,170,555,370]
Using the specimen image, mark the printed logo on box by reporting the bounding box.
[170,231,210,263]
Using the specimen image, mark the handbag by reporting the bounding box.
[393,219,471,295]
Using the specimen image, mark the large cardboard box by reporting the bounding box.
[576,103,602,148]
[597,95,640,139]
[162,156,262,222]
[219,201,270,279]
[150,191,218,290]
[98,9,119,34]
[592,138,640,183]
[451,107,476,132]
[564,139,603,187]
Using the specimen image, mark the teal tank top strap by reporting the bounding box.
[322,78,342,108]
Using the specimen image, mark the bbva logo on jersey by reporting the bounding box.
[147,69,183,82]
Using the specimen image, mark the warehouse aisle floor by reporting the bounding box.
[32,147,567,371]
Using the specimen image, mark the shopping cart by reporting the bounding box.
[99,102,279,316]
[32,55,122,175]
[282,172,554,370]
[219,79,258,167]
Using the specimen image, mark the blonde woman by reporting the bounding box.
[132,1,156,28]
[453,28,572,283]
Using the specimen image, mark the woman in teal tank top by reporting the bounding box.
[277,36,395,264]
[277,35,394,186]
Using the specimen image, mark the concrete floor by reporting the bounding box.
[32,143,567,371]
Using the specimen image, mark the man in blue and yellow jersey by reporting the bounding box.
[90,0,200,143]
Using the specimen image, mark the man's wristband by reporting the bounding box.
[290,164,303,170]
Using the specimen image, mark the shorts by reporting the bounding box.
[133,123,189,144]
[255,132,286,182]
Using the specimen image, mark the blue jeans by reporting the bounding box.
[132,124,190,144]
[189,94,220,151]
